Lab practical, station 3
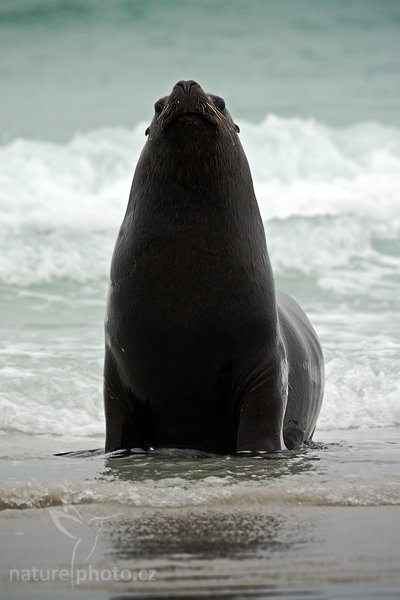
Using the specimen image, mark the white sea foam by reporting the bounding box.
[1,474,399,511]
[0,127,141,233]
[319,353,400,431]
[1,117,399,233]
[244,117,400,221]
[0,341,105,437]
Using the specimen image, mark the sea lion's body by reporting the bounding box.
[104,81,324,453]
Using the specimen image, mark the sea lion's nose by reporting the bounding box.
[175,80,200,95]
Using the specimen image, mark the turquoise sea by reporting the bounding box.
[1,1,400,598]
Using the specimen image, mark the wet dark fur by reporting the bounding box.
[104,81,324,454]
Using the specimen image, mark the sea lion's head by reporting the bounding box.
[141,81,244,188]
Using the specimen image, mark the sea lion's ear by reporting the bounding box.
[235,124,240,133]
[145,127,150,136]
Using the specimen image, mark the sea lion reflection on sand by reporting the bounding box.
[104,80,324,454]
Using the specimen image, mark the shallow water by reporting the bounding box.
[1,431,400,511]
[1,430,400,598]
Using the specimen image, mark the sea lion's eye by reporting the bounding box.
[214,96,225,112]
[154,98,166,114]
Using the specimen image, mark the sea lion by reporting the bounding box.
[104,80,324,454]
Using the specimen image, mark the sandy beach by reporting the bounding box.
[2,503,400,598]
[1,429,400,599]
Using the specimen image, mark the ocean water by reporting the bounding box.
[1,1,400,597]
[1,117,400,441]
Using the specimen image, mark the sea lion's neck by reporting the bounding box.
[130,138,257,215]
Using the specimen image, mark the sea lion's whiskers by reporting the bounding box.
[204,100,236,143]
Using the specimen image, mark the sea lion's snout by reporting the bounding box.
[160,80,220,131]
[145,81,239,137]
[174,80,201,95]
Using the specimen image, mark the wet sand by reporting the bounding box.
[2,502,400,598]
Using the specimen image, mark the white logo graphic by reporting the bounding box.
[49,506,122,586]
